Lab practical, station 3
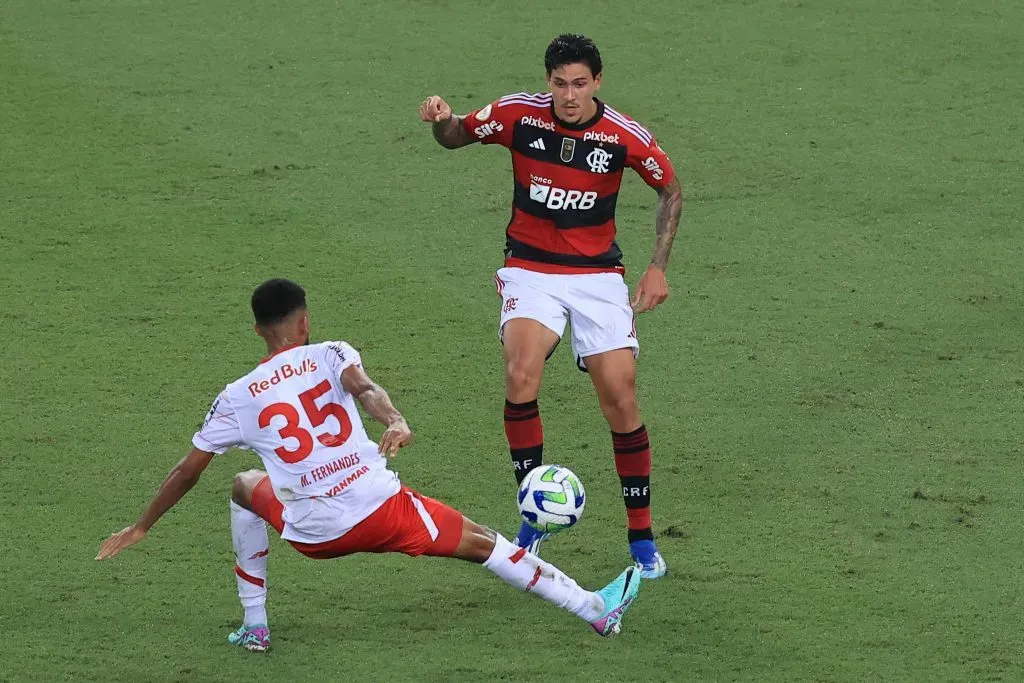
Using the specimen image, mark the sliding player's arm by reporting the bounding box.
[96,447,215,560]
[628,138,683,313]
[97,389,241,560]
[420,95,476,149]
[341,364,413,457]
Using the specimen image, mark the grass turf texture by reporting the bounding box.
[1,0,1022,680]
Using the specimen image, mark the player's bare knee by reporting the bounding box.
[598,387,630,413]
[469,526,497,561]
[505,359,543,397]
[456,519,497,563]
[231,470,264,508]
[600,392,640,427]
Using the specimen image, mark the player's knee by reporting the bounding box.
[600,391,640,424]
[231,470,264,507]
[469,526,497,562]
[457,520,497,563]
[505,358,543,395]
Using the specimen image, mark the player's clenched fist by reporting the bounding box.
[420,95,452,123]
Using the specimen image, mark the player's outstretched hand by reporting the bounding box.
[420,95,452,123]
[96,524,146,560]
[379,419,413,458]
[631,266,670,314]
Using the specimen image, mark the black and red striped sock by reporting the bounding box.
[504,399,543,485]
[613,425,653,542]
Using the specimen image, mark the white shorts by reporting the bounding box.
[494,267,638,370]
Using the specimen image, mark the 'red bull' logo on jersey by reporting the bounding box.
[248,359,318,397]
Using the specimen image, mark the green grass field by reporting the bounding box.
[2,0,1022,680]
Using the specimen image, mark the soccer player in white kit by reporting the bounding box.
[97,279,642,650]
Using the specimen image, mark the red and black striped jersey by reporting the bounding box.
[462,92,675,274]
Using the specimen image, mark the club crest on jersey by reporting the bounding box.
[560,137,576,162]
[586,147,613,174]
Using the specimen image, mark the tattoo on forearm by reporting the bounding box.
[651,178,683,269]
[358,386,403,426]
[432,116,474,149]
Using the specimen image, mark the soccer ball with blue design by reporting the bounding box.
[517,465,586,533]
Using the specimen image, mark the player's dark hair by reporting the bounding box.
[251,278,307,326]
[544,34,602,77]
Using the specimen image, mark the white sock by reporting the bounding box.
[483,533,604,622]
[231,500,269,627]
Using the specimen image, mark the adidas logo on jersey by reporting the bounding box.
[529,139,546,150]
[521,115,556,131]
[583,131,620,144]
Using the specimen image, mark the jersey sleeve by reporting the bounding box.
[461,98,516,148]
[192,389,243,455]
[626,135,676,190]
[322,341,363,377]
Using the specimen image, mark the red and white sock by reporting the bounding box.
[231,500,269,627]
[483,533,603,622]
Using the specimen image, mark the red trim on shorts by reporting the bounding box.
[504,257,625,276]
[234,565,265,587]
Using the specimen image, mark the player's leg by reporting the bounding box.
[582,350,666,578]
[226,470,278,652]
[309,484,641,635]
[565,273,666,578]
[495,268,566,552]
[502,317,559,479]
[449,516,642,636]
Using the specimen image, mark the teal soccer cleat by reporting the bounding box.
[227,624,271,652]
[590,566,642,637]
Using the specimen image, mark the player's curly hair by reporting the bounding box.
[544,34,602,77]
[251,278,306,326]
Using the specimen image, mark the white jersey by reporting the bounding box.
[192,341,401,543]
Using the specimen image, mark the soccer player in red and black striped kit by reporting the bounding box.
[419,34,682,578]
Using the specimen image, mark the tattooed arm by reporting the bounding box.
[341,364,413,457]
[631,175,683,313]
[650,176,683,270]
[432,115,475,149]
[420,95,477,149]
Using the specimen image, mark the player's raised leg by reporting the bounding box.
[583,349,667,579]
[226,470,275,652]
[451,516,641,636]
[500,307,562,553]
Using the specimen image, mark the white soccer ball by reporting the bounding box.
[517,464,586,533]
